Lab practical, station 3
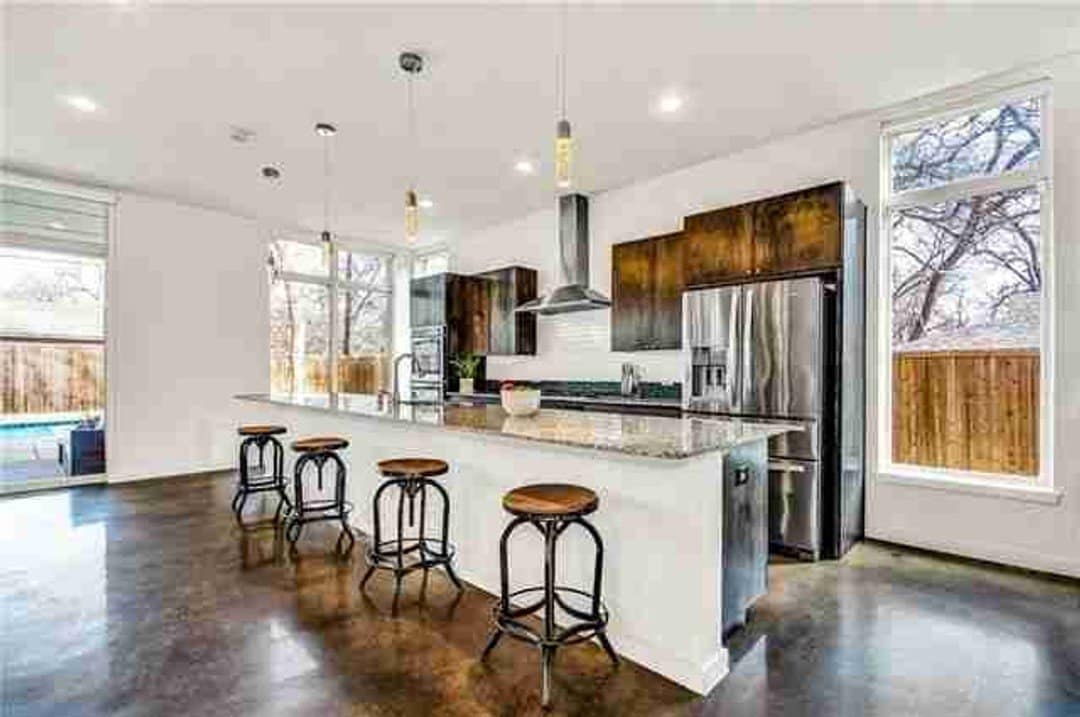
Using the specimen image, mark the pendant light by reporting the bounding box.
[554,2,573,189]
[400,51,424,244]
[315,121,337,268]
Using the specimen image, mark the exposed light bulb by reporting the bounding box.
[65,95,98,113]
[658,94,684,114]
[404,189,419,243]
[555,118,573,189]
[515,159,536,175]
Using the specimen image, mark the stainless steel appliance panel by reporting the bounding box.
[410,327,445,385]
[741,278,823,420]
[768,458,820,556]
[767,417,820,461]
[682,286,743,414]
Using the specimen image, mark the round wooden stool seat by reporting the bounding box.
[377,458,449,479]
[291,436,349,452]
[237,424,287,437]
[503,483,598,518]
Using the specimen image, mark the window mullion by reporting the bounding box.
[886,168,1043,211]
[328,244,340,395]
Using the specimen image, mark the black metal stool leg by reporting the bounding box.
[480,628,503,661]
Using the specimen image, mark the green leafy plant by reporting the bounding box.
[451,353,482,379]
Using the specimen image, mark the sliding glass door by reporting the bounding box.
[0,182,110,493]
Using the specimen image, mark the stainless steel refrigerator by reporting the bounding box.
[682,273,864,560]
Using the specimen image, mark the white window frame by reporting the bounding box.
[410,247,452,280]
[270,234,394,395]
[877,82,1056,491]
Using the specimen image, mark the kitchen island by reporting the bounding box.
[234,392,794,695]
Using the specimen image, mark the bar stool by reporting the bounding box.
[233,424,291,524]
[284,436,355,554]
[481,483,618,709]
[359,458,464,597]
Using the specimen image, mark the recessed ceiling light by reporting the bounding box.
[314,122,337,137]
[658,93,684,114]
[419,198,434,209]
[261,166,281,180]
[514,159,536,175]
[64,95,98,113]
[48,221,67,230]
[230,126,257,144]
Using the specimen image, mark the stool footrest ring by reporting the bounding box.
[492,585,610,647]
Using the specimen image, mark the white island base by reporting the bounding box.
[237,394,786,695]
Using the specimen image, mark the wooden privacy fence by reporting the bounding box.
[892,349,1039,477]
[1,341,105,415]
[271,354,388,395]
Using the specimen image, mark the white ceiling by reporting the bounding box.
[4,3,1079,249]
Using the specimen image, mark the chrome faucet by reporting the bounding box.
[392,352,419,404]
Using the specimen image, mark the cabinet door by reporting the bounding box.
[478,267,537,356]
[752,183,842,276]
[684,204,754,286]
[611,239,656,351]
[451,276,490,355]
[512,268,538,355]
[653,232,685,350]
[410,274,445,328]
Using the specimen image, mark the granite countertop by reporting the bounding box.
[235,393,796,460]
[445,391,683,409]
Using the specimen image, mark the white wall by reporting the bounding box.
[107,193,268,481]
[455,54,1080,577]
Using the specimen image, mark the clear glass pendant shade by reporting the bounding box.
[404,189,419,243]
[555,118,573,189]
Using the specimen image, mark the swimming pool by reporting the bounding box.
[0,421,79,437]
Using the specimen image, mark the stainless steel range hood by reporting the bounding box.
[515,193,611,315]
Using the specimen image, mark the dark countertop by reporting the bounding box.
[235,392,796,460]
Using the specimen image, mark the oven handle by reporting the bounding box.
[768,461,807,474]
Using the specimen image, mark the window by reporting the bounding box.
[268,238,392,396]
[0,180,110,486]
[882,89,1050,482]
[412,249,449,279]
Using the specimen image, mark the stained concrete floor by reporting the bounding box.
[1,471,1077,716]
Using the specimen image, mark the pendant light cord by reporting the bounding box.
[322,133,331,235]
[558,1,568,119]
[408,69,417,189]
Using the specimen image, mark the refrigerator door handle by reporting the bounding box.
[741,284,754,412]
[726,289,741,410]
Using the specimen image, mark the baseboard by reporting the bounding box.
[866,526,1080,580]
[107,464,234,484]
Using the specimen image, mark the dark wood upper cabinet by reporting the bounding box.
[410,267,537,357]
[410,273,490,355]
[684,204,755,287]
[610,181,850,351]
[409,274,445,329]
[477,266,537,355]
[752,183,842,276]
[611,231,685,351]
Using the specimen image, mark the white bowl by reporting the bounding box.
[500,388,541,417]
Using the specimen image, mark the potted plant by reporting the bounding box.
[451,353,482,395]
